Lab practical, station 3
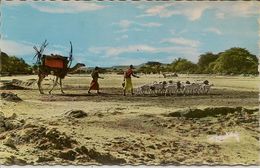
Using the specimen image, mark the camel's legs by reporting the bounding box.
[37,74,45,94]
[49,77,58,94]
[59,78,65,94]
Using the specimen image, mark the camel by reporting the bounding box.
[33,40,85,94]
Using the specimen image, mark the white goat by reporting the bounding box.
[200,84,214,94]
[164,83,178,96]
[150,82,166,95]
[182,83,193,95]
[136,84,152,95]
[182,83,201,95]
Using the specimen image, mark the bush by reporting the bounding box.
[0,52,32,75]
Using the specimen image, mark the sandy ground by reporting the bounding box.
[0,74,259,165]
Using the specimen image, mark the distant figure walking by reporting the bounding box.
[123,65,139,96]
[88,67,103,94]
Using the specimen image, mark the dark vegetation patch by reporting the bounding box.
[163,107,259,118]
[65,110,88,119]
[1,92,22,102]
[164,107,258,118]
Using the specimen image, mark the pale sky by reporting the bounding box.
[1,0,259,67]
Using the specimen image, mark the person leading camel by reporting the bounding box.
[88,67,103,94]
[123,65,139,96]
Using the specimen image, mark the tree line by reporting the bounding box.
[0,47,258,76]
[136,47,258,75]
[0,52,32,75]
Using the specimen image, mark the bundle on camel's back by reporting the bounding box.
[33,40,85,94]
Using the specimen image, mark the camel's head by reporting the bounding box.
[76,63,86,67]
[74,63,86,70]
[69,63,86,73]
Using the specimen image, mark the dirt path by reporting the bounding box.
[38,88,259,108]
[0,87,259,165]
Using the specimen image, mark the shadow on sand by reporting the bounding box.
[56,92,117,97]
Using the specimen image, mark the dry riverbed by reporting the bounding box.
[0,75,259,165]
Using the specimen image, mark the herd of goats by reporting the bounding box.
[7,78,213,97]
[135,80,213,96]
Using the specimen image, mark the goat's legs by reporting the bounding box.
[164,89,168,97]
[49,77,58,94]
[164,89,171,96]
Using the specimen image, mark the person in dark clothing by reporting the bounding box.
[88,67,103,94]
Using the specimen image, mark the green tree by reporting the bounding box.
[0,52,32,74]
[197,52,218,73]
[170,58,198,73]
[0,52,9,73]
[138,66,150,74]
[138,61,163,74]
[212,48,258,74]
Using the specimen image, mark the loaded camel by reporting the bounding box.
[33,40,85,94]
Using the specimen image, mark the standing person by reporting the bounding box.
[88,67,103,94]
[123,65,139,96]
